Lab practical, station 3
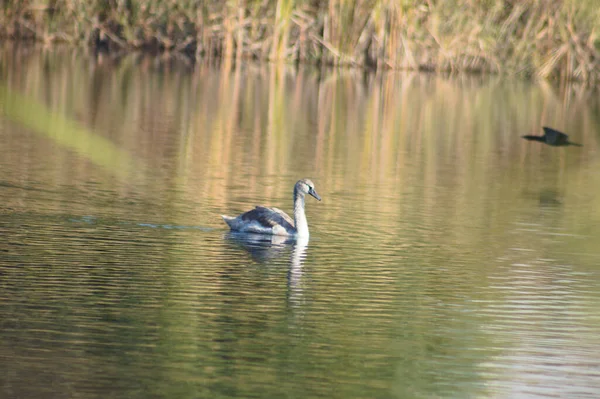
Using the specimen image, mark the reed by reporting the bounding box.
[1,0,599,82]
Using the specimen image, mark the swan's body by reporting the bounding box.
[522,127,582,147]
[222,179,321,237]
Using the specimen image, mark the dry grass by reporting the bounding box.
[1,0,599,82]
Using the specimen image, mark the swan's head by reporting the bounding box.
[296,179,321,201]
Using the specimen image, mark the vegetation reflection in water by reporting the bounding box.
[1,46,600,398]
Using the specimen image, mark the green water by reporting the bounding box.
[1,45,600,398]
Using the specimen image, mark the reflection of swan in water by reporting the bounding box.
[287,236,309,306]
[223,233,310,305]
[224,232,294,263]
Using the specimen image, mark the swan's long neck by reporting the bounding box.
[293,186,309,237]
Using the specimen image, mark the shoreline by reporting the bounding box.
[1,1,599,83]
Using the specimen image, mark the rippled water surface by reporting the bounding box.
[2,46,600,398]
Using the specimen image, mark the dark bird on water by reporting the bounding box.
[522,126,582,147]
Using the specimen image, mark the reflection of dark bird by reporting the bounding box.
[538,189,562,207]
[522,126,582,147]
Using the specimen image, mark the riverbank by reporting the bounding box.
[2,1,599,83]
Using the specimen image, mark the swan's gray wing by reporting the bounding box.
[241,206,295,230]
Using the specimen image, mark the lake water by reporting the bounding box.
[1,45,600,398]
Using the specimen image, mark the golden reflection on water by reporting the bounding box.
[2,45,600,295]
[2,47,599,217]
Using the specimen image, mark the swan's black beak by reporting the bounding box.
[309,188,321,201]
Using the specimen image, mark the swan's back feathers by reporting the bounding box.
[242,206,295,229]
[222,178,320,236]
[221,206,296,235]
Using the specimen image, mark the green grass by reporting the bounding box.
[1,0,599,82]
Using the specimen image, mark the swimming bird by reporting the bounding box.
[222,179,321,237]
[522,126,582,147]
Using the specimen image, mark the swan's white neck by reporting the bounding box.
[293,188,309,237]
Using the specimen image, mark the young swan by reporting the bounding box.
[222,179,321,237]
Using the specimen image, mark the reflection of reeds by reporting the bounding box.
[1,1,599,81]
[2,45,598,230]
